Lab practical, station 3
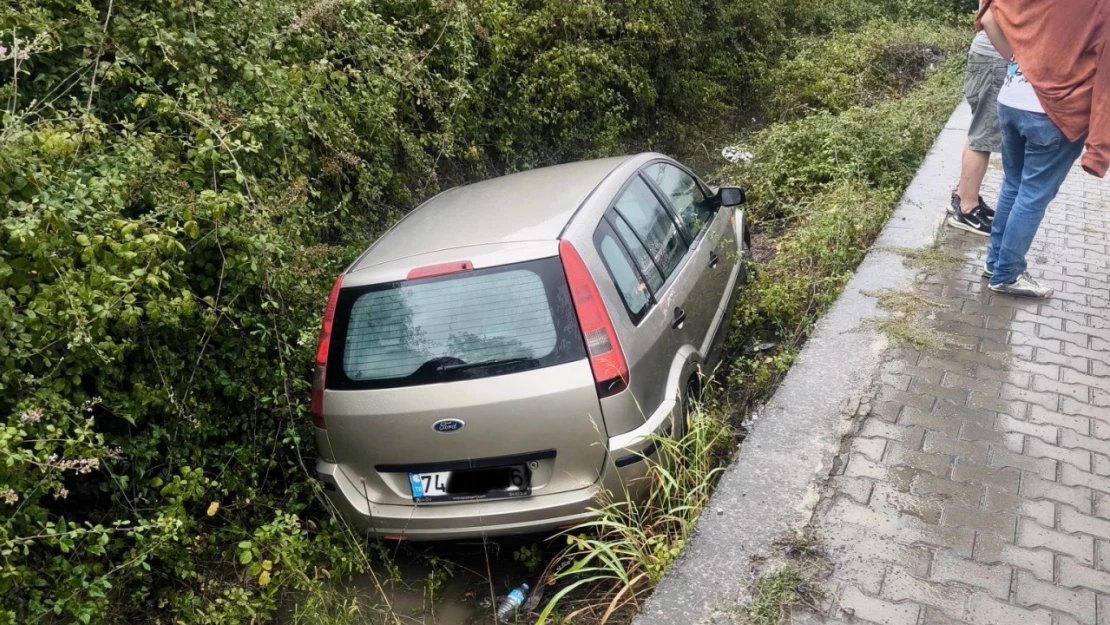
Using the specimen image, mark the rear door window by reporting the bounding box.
[594,222,652,322]
[644,163,714,235]
[610,214,665,294]
[612,177,688,279]
[328,258,586,389]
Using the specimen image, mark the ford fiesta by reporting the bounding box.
[311,153,750,540]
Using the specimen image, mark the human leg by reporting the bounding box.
[986,104,1025,273]
[958,53,1006,213]
[990,111,1086,289]
[957,145,992,212]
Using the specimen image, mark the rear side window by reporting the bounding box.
[327,258,586,389]
[613,177,688,279]
[645,163,713,235]
[595,223,651,321]
[610,215,665,293]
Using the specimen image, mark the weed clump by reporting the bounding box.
[869,317,947,350]
[865,289,946,316]
[745,568,808,625]
[741,536,831,625]
[881,244,963,271]
[863,288,949,351]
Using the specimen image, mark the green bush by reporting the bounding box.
[762,20,967,119]
[783,0,972,32]
[730,57,964,220]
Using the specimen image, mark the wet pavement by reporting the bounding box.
[805,157,1110,625]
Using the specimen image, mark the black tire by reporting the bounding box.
[677,377,700,439]
[738,228,755,285]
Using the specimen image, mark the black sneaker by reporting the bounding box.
[950,192,996,219]
[976,196,996,220]
[947,194,992,236]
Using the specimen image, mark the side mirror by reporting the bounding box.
[714,186,745,208]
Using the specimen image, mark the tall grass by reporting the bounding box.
[288,590,389,625]
[536,399,733,624]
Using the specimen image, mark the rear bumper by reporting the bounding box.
[316,458,647,540]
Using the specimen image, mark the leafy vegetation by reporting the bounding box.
[762,20,966,118]
[723,56,964,410]
[2,0,966,622]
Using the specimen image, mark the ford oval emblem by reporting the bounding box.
[432,419,465,433]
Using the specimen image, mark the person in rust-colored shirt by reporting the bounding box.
[975,0,1108,299]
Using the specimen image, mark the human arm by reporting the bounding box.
[1081,40,1109,178]
[980,8,1014,61]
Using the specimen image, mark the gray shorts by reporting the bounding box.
[965,52,1008,152]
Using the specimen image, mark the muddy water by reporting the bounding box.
[349,536,556,625]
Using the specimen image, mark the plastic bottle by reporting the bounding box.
[495,583,530,623]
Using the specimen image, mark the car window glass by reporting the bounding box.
[613,177,688,278]
[645,163,713,234]
[597,234,651,317]
[343,269,557,381]
[610,214,664,293]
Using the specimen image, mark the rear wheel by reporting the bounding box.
[739,223,755,285]
[676,376,701,440]
[660,377,701,472]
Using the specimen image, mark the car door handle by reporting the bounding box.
[709,251,719,268]
[671,307,686,329]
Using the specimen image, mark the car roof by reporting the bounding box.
[349,156,631,271]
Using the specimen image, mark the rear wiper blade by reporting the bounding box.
[437,357,538,374]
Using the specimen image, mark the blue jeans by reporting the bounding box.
[987,105,1085,286]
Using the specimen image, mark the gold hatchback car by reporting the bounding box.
[311,153,749,540]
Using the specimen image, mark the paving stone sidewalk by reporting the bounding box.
[805,158,1110,625]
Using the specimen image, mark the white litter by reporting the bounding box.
[721,147,753,163]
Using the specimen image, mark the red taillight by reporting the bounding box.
[559,240,629,397]
[311,274,344,429]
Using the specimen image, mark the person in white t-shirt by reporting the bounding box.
[979,9,1087,298]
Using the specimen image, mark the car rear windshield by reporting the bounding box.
[326,257,587,389]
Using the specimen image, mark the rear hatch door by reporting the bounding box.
[322,253,608,504]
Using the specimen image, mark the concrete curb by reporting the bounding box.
[633,102,972,625]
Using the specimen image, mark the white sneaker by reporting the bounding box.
[988,272,1053,298]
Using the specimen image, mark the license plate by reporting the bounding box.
[409,465,530,502]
